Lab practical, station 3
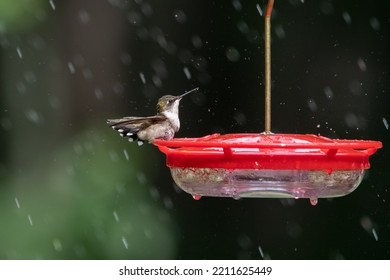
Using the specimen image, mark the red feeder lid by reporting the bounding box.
[154,133,382,171]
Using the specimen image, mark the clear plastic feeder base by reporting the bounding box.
[154,133,381,200]
[170,168,364,199]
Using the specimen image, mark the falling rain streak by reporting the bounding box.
[67,62,76,74]
[372,229,379,241]
[342,12,352,24]
[357,58,367,72]
[256,4,263,16]
[113,211,120,222]
[360,216,379,241]
[139,72,146,84]
[27,215,33,226]
[15,197,20,208]
[183,67,191,79]
[16,47,23,59]
[382,117,389,130]
[122,236,129,249]
[258,245,264,258]
[123,149,129,161]
[52,238,63,252]
[49,0,56,11]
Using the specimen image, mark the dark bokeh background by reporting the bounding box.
[0,0,389,259]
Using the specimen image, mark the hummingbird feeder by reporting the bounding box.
[154,0,382,201]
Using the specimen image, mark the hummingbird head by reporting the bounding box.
[156,87,199,114]
[156,95,182,115]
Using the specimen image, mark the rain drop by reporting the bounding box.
[344,112,359,129]
[357,58,367,72]
[24,71,37,84]
[52,238,63,252]
[140,2,153,16]
[109,150,119,162]
[139,72,146,84]
[78,10,91,25]
[173,9,187,23]
[120,53,132,65]
[320,1,334,15]
[128,11,142,26]
[72,53,85,67]
[135,27,148,40]
[82,68,93,80]
[152,75,162,87]
[151,59,168,79]
[149,187,160,200]
[237,20,249,34]
[16,82,26,94]
[191,35,203,48]
[137,172,147,185]
[307,98,317,112]
[286,222,303,238]
[123,149,129,161]
[232,0,242,11]
[25,109,41,124]
[27,214,33,226]
[94,88,103,100]
[360,215,378,240]
[309,197,318,206]
[382,117,389,130]
[256,4,263,16]
[163,196,174,209]
[369,17,381,31]
[121,236,128,249]
[112,81,124,95]
[144,229,153,239]
[225,47,240,62]
[233,111,247,125]
[15,197,20,209]
[360,216,373,231]
[67,62,76,74]
[342,12,352,24]
[372,228,378,241]
[113,211,120,222]
[274,24,286,39]
[258,245,264,258]
[183,67,191,80]
[323,86,334,99]
[49,0,56,11]
[16,47,23,59]
[192,194,202,200]
[348,79,363,95]
[191,55,208,71]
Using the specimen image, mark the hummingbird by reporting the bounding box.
[107,87,199,145]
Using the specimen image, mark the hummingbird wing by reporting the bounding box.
[107,115,167,142]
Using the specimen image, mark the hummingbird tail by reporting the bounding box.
[107,118,141,142]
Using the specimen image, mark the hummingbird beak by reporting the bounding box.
[178,87,199,99]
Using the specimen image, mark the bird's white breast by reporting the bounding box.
[162,111,180,131]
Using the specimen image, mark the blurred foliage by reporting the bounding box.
[0,128,177,259]
[0,0,46,33]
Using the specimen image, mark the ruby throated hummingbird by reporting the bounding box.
[107,87,199,145]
